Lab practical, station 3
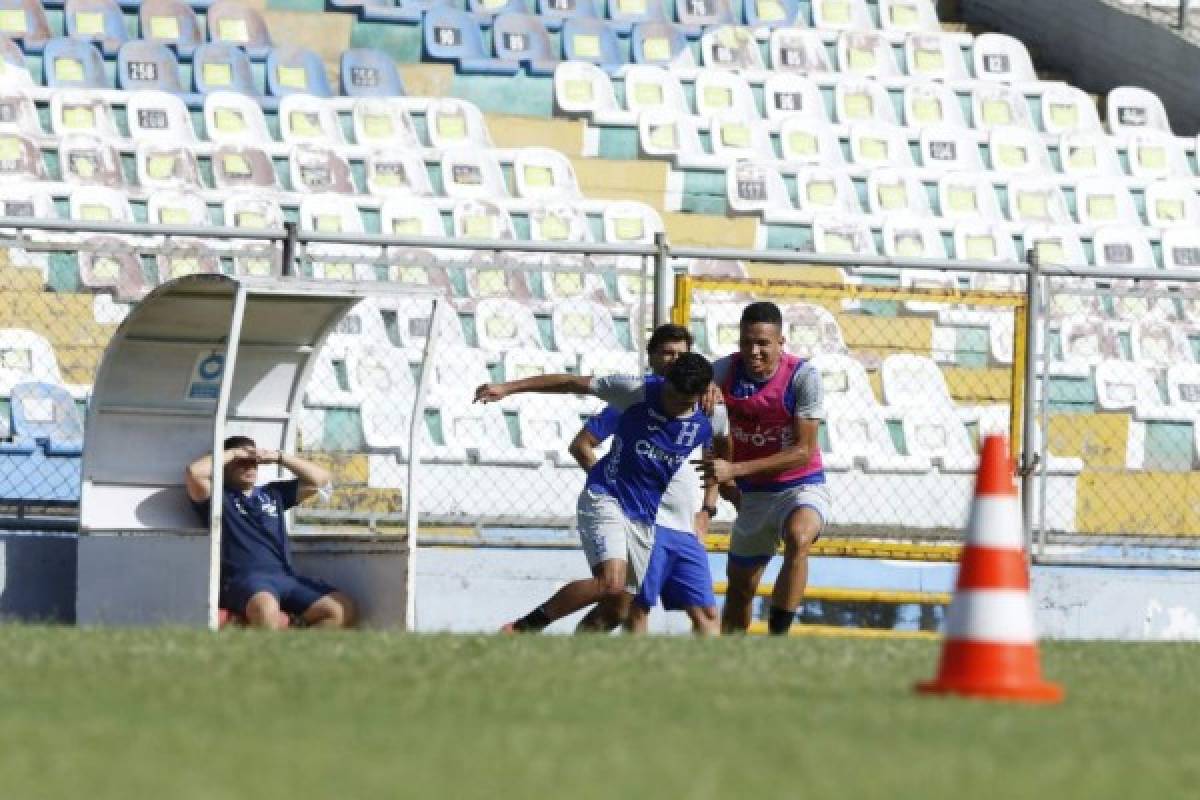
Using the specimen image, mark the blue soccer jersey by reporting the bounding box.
[584,375,714,526]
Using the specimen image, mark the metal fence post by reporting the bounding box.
[1179,0,1190,30]
[281,221,298,277]
[652,231,670,328]
[1021,248,1041,559]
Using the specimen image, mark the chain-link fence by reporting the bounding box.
[0,227,656,535]
[8,224,1200,570]
[1034,277,1200,563]
[672,271,1027,543]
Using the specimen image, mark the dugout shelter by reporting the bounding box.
[76,274,439,630]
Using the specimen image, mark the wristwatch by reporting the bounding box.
[700,505,718,518]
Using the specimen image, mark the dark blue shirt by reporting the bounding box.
[583,405,622,441]
[193,479,300,579]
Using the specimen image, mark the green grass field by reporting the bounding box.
[0,627,1197,799]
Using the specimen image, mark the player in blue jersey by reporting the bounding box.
[473,352,716,634]
[571,324,729,636]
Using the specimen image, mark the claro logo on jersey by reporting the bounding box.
[635,439,687,467]
[733,424,793,449]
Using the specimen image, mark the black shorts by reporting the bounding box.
[220,572,337,617]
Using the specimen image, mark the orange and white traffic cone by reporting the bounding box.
[917,434,1063,703]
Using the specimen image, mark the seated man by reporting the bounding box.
[185,435,356,629]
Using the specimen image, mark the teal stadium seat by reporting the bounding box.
[193,42,258,96]
[340,48,406,97]
[492,12,559,75]
[267,46,333,98]
[560,18,623,74]
[423,6,520,75]
[139,0,205,56]
[43,38,108,88]
[0,0,52,52]
[206,0,271,58]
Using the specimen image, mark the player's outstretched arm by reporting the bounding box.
[474,374,594,403]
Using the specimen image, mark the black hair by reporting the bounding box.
[665,352,713,396]
[224,435,256,450]
[646,323,693,355]
[740,301,783,329]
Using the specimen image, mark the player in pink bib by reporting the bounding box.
[697,301,832,635]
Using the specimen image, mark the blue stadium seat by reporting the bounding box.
[467,0,526,21]
[206,0,271,58]
[266,46,332,97]
[674,0,734,35]
[43,38,109,88]
[424,6,520,75]
[192,42,257,96]
[10,382,84,456]
[363,0,452,24]
[492,12,558,76]
[605,0,667,34]
[561,18,623,73]
[630,21,690,66]
[117,40,190,97]
[0,0,52,53]
[741,0,798,28]
[64,0,128,56]
[340,48,405,97]
[535,0,598,32]
[139,0,205,56]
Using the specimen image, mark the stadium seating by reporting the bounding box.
[0,0,1195,535]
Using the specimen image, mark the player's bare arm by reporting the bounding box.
[695,416,819,485]
[711,431,741,510]
[474,374,594,403]
[568,428,602,472]
[184,445,255,503]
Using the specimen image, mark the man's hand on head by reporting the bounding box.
[254,449,282,465]
[229,446,257,462]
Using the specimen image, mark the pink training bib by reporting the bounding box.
[722,352,823,489]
